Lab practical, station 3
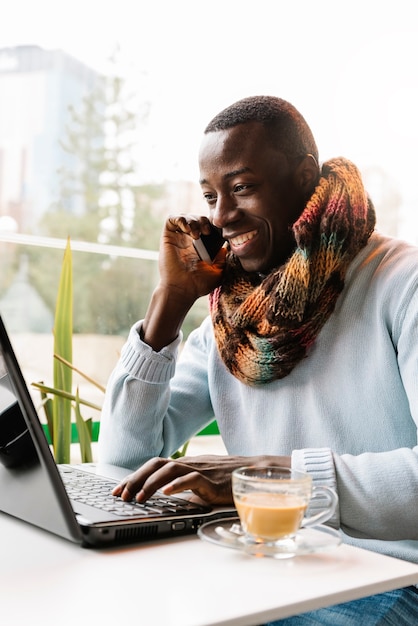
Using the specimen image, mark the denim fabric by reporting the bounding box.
[264,586,418,625]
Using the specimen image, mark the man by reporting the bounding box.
[99,96,418,624]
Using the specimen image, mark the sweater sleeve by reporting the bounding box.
[291,447,340,529]
[292,446,418,542]
[292,276,418,543]
[98,319,215,469]
[332,280,418,541]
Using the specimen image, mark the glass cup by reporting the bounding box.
[232,466,338,557]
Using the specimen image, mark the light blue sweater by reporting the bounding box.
[99,232,418,563]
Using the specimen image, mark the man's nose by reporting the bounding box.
[211,194,239,228]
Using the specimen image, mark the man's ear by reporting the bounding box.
[294,154,319,196]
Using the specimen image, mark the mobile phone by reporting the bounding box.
[193,224,225,263]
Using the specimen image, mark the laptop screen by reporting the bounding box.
[0,316,82,543]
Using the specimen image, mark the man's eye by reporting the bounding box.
[203,193,216,204]
[234,184,251,193]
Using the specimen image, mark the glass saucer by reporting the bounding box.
[198,516,342,559]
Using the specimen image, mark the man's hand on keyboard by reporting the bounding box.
[112,454,291,506]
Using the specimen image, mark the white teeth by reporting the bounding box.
[230,230,257,246]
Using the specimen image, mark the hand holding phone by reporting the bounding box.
[193,224,225,263]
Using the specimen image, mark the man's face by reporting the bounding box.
[199,122,306,273]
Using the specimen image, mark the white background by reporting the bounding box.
[2,0,418,238]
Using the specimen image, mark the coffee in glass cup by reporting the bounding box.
[232,466,338,556]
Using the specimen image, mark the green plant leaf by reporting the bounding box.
[74,389,93,463]
[52,238,73,463]
[32,237,106,464]
[171,440,190,459]
[38,387,54,443]
[53,353,106,393]
[32,382,102,412]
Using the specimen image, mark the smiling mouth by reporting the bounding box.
[229,230,257,247]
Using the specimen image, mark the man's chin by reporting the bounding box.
[238,258,269,275]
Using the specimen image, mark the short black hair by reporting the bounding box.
[204,96,318,162]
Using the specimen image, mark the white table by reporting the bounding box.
[1,511,418,626]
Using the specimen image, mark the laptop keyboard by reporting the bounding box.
[59,467,209,517]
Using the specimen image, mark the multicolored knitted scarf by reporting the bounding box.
[209,157,376,386]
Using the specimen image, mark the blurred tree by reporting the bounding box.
[42,51,162,248]
[32,54,165,334]
[29,52,208,339]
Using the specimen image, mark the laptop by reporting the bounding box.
[0,315,235,547]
